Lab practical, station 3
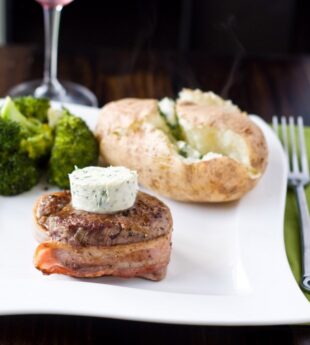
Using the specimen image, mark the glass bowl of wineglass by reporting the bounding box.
[8,0,98,107]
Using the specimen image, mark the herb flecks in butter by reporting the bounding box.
[69,166,138,214]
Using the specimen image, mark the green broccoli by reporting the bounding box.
[0,97,53,160]
[0,113,39,195]
[13,96,50,123]
[20,130,53,161]
[49,113,99,189]
[0,151,39,196]
[0,118,21,152]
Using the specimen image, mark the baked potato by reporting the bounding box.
[95,89,268,202]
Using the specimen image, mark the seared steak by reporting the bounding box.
[33,191,173,281]
[35,191,172,247]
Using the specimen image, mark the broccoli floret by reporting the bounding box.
[20,127,54,161]
[0,107,41,195]
[0,151,39,195]
[0,118,21,152]
[0,97,53,160]
[13,96,50,123]
[49,114,99,189]
[1,96,38,132]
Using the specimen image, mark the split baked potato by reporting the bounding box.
[95,89,268,202]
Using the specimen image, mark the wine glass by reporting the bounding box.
[8,0,98,107]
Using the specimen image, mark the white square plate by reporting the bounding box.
[0,103,309,325]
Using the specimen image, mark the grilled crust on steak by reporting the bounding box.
[33,190,173,281]
[34,191,172,247]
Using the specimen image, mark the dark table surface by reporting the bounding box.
[1,45,310,344]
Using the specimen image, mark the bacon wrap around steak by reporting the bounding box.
[33,191,173,281]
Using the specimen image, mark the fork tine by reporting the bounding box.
[280,116,290,169]
[272,116,279,132]
[289,116,300,174]
[297,116,309,177]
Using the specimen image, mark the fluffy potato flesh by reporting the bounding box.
[96,90,268,202]
[181,126,250,167]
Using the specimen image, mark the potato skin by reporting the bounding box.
[95,98,268,202]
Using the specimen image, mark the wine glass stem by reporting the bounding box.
[42,5,62,85]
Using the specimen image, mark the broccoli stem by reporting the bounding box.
[1,97,38,133]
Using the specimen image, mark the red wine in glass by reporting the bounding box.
[8,0,98,106]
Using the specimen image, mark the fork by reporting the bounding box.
[273,116,310,292]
